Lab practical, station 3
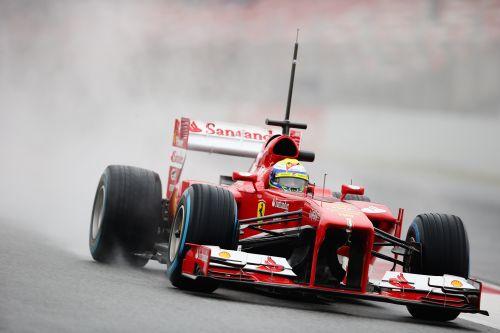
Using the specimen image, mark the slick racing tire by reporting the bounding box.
[404,213,469,322]
[166,184,239,292]
[332,192,371,202]
[89,165,162,267]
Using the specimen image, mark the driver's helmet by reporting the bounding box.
[269,158,309,192]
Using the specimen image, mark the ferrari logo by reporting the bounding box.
[285,160,299,170]
[257,256,284,272]
[257,200,266,218]
[388,273,414,289]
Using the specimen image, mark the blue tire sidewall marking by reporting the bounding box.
[411,222,420,242]
[167,192,191,277]
[233,202,239,245]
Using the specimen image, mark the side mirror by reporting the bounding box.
[232,171,257,183]
[306,183,316,197]
[341,184,364,201]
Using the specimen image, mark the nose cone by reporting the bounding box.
[317,201,374,232]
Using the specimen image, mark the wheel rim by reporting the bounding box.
[169,205,185,262]
[91,185,106,240]
[404,235,416,272]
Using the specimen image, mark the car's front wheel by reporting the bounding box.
[166,184,239,292]
[404,213,469,321]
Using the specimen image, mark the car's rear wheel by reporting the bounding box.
[166,184,239,292]
[404,213,469,321]
[89,165,162,267]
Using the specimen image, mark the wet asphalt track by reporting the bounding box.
[2,134,500,332]
[2,119,499,332]
[2,158,499,333]
[2,2,500,331]
[1,223,497,333]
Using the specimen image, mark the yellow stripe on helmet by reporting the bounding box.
[274,172,309,181]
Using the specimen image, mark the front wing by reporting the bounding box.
[181,243,488,315]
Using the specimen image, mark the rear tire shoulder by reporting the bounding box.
[89,165,162,267]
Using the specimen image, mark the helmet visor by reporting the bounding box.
[276,177,308,192]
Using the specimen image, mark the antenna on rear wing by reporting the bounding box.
[285,29,300,125]
[266,29,307,135]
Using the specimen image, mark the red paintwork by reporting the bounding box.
[257,257,285,273]
[388,273,415,289]
[181,244,481,312]
[181,243,211,277]
[182,244,295,285]
[173,133,484,314]
[340,184,364,200]
[172,134,398,291]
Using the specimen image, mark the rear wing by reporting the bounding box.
[166,117,302,199]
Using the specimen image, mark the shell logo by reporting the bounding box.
[451,280,463,288]
[218,251,231,259]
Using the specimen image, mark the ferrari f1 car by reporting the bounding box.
[89,38,488,322]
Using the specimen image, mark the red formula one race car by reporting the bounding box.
[89,39,488,322]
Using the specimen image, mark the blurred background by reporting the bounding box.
[1,0,499,283]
